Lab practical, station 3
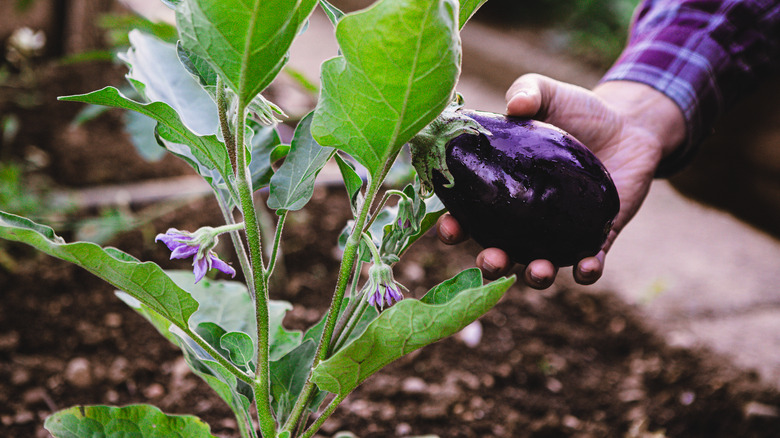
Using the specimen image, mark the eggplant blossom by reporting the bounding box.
[155,225,240,283]
[364,262,406,310]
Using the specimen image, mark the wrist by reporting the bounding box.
[593,80,686,161]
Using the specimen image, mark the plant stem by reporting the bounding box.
[332,295,369,353]
[233,102,275,438]
[281,159,393,435]
[217,76,237,172]
[216,196,255,298]
[264,211,286,279]
[298,394,348,438]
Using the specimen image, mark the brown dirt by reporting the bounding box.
[1,43,780,438]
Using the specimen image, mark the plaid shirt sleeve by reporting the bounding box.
[601,0,780,176]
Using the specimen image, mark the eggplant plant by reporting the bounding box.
[0,0,516,437]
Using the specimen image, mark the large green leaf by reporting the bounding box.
[310,0,461,178]
[123,30,219,136]
[311,274,515,396]
[176,0,318,106]
[0,212,197,332]
[59,87,232,186]
[267,112,335,213]
[44,404,216,438]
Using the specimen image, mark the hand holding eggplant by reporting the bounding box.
[437,74,686,289]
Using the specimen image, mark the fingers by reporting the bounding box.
[522,259,558,289]
[436,213,468,244]
[573,251,605,285]
[476,248,513,280]
[505,73,556,118]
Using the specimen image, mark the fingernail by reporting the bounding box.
[482,260,498,275]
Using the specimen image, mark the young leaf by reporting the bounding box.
[334,153,364,215]
[311,0,461,178]
[44,404,217,438]
[250,123,282,191]
[319,0,344,25]
[270,339,317,424]
[221,331,255,370]
[59,87,232,186]
[176,0,318,106]
[0,212,198,333]
[311,275,516,396]
[267,112,335,213]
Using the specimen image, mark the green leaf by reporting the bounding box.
[124,110,166,162]
[420,267,482,304]
[177,42,218,87]
[164,271,302,359]
[334,153,364,215]
[319,0,344,25]
[270,339,317,424]
[249,123,283,191]
[59,87,232,185]
[123,30,219,136]
[311,275,515,396]
[0,212,198,333]
[267,112,335,213]
[221,331,255,370]
[311,0,460,178]
[458,0,487,28]
[44,404,216,438]
[176,0,318,106]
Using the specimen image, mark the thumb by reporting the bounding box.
[505,73,558,119]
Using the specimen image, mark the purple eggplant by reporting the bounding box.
[428,110,619,266]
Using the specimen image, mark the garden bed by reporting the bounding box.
[1,57,780,438]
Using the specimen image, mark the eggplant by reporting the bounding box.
[417,109,619,267]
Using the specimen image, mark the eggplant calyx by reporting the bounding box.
[409,103,490,196]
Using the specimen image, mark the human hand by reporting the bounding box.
[437,74,686,288]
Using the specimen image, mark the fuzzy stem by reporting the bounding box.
[280,161,391,434]
[216,196,255,299]
[233,102,274,438]
[217,76,237,172]
[298,393,348,438]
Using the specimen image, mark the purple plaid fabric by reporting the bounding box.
[602,0,780,176]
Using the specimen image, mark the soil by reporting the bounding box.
[2,51,780,438]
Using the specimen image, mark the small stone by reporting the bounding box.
[744,401,779,418]
[401,377,427,394]
[562,415,582,429]
[105,389,119,403]
[104,313,123,328]
[456,321,482,348]
[11,368,31,385]
[14,411,35,424]
[143,383,165,399]
[0,331,20,351]
[679,391,696,406]
[65,358,92,388]
[546,377,563,393]
[108,357,130,384]
[395,422,412,436]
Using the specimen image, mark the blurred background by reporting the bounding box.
[0,0,778,436]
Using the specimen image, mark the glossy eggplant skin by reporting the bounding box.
[433,110,619,266]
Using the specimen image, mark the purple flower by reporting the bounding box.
[155,228,235,283]
[367,282,404,309]
[363,262,405,310]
